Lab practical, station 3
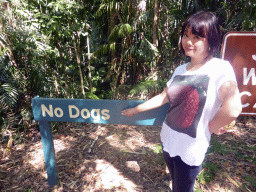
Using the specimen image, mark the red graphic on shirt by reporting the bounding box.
[173,85,200,128]
[165,75,209,138]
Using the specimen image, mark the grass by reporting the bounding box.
[195,137,227,187]
[197,161,219,185]
[244,176,256,189]
[151,144,162,154]
[195,118,256,191]
[208,138,231,155]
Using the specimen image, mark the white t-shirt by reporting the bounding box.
[160,58,237,166]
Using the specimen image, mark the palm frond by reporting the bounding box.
[95,0,122,18]
[108,23,133,42]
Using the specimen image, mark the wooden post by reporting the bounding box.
[39,121,58,187]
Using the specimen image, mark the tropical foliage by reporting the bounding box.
[0,0,255,132]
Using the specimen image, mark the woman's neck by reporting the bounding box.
[187,56,213,71]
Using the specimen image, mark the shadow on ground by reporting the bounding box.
[1,116,256,192]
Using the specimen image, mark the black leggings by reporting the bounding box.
[163,151,202,192]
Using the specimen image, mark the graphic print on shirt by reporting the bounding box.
[165,75,209,138]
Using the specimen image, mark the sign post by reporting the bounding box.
[32,96,169,186]
[39,121,58,187]
[221,32,256,115]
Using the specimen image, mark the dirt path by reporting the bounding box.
[0,117,255,191]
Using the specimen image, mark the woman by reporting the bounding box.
[121,11,242,192]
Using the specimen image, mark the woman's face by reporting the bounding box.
[182,27,210,61]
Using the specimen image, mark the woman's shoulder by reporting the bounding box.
[210,57,231,66]
[174,63,189,73]
[207,58,233,72]
[208,58,236,80]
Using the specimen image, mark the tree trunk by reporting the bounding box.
[57,41,70,98]
[109,9,117,67]
[153,0,158,47]
[152,0,159,79]
[73,35,85,98]
[87,35,93,93]
[54,72,60,97]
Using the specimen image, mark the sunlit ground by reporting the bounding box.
[2,120,255,191]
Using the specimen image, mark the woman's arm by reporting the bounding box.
[209,81,242,135]
[121,87,169,117]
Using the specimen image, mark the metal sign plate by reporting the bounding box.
[32,96,170,126]
[221,32,256,115]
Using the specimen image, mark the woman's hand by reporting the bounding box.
[214,124,236,135]
[215,127,227,135]
[121,108,138,117]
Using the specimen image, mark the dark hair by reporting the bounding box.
[180,11,221,58]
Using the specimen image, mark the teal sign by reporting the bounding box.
[32,96,169,186]
[32,96,169,125]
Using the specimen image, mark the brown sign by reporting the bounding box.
[221,32,256,115]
